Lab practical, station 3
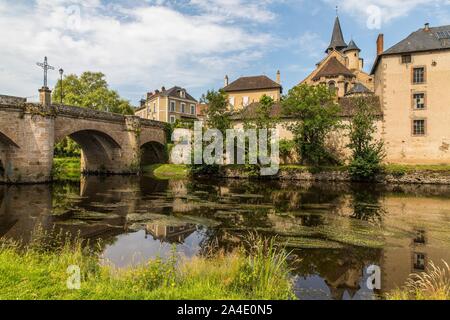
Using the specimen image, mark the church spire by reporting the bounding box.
[326,15,347,53]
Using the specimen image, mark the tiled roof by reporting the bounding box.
[223,75,281,92]
[312,57,355,81]
[230,96,382,120]
[343,40,360,52]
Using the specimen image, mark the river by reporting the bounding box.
[1,175,450,300]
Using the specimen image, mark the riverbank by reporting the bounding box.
[52,157,81,181]
[219,164,450,185]
[0,233,293,300]
[142,164,189,180]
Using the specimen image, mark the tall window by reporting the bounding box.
[229,97,235,111]
[328,81,336,93]
[153,102,157,113]
[190,104,196,115]
[413,119,426,136]
[169,101,175,112]
[181,103,186,113]
[413,93,425,109]
[243,96,249,107]
[169,115,176,124]
[413,67,425,84]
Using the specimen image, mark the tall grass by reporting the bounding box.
[0,228,294,300]
[387,260,450,300]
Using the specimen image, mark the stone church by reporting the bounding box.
[301,16,374,98]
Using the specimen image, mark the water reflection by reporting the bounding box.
[1,176,450,300]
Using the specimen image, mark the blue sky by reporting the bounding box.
[0,0,449,105]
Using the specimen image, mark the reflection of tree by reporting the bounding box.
[350,184,386,225]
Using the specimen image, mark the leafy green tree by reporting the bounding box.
[282,84,341,166]
[52,72,134,158]
[347,97,385,180]
[52,71,134,115]
[201,90,230,135]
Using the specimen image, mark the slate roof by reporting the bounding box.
[345,82,372,96]
[312,57,355,81]
[327,16,347,52]
[371,25,450,74]
[160,86,197,102]
[384,25,450,55]
[223,75,281,92]
[343,40,361,52]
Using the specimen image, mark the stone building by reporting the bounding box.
[135,86,198,124]
[372,23,450,164]
[301,16,374,97]
[223,73,282,111]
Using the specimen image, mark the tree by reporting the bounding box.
[282,84,341,166]
[52,72,134,115]
[347,97,385,180]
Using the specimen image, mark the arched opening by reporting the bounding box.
[54,130,122,177]
[140,141,167,167]
[0,132,18,182]
[328,81,336,94]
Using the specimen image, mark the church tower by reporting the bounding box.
[344,39,362,71]
[326,16,347,54]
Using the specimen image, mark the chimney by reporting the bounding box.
[276,70,281,84]
[161,86,166,92]
[39,87,52,107]
[424,23,430,31]
[376,34,384,56]
[224,75,229,87]
[146,92,153,100]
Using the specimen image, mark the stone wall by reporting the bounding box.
[219,166,450,185]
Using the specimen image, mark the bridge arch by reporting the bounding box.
[56,129,123,173]
[0,132,19,182]
[140,141,168,166]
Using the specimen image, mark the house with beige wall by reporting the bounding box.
[135,86,198,124]
[223,73,282,111]
[372,23,450,164]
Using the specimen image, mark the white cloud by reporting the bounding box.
[0,0,274,103]
[326,0,450,26]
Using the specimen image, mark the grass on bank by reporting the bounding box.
[386,261,450,300]
[0,230,293,300]
[52,157,81,181]
[142,164,189,180]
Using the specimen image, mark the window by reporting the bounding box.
[169,101,175,112]
[413,93,425,109]
[169,115,176,124]
[413,119,426,136]
[328,81,336,93]
[401,54,412,64]
[413,253,426,271]
[179,90,185,98]
[190,104,196,115]
[181,103,186,113]
[243,96,249,106]
[229,97,235,110]
[153,102,157,113]
[344,83,349,94]
[413,67,425,84]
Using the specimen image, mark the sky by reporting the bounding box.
[1,0,449,105]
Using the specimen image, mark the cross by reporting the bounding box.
[36,56,55,88]
[336,5,339,16]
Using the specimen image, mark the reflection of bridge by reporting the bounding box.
[0,94,167,183]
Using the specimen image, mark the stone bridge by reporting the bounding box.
[0,94,167,184]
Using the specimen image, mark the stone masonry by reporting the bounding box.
[0,94,167,184]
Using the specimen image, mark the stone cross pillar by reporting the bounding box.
[39,87,52,107]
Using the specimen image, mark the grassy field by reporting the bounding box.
[142,164,189,180]
[52,157,81,181]
[0,231,293,300]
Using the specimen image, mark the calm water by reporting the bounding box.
[1,176,450,300]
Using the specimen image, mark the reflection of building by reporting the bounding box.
[223,73,282,111]
[146,223,196,244]
[135,86,198,124]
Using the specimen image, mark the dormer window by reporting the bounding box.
[179,90,186,98]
